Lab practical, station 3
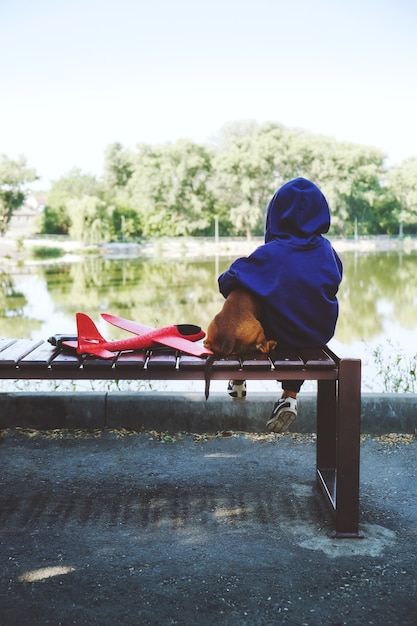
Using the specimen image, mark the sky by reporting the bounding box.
[1,0,416,189]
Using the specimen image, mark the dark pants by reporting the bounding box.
[281,380,304,393]
[232,379,303,393]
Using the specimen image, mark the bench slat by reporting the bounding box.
[0,339,17,353]
[19,342,60,368]
[146,350,177,370]
[241,354,273,371]
[82,355,117,369]
[271,348,305,370]
[209,356,241,371]
[178,355,206,370]
[50,350,84,369]
[0,339,44,366]
[298,348,337,369]
[0,341,338,377]
[114,351,146,370]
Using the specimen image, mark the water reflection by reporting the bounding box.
[0,257,231,340]
[2,250,417,391]
[336,250,417,341]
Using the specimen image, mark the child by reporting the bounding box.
[218,177,343,432]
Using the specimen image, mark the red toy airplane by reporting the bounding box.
[60,312,213,359]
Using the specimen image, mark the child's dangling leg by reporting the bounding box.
[266,380,303,432]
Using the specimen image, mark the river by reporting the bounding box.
[2,244,417,393]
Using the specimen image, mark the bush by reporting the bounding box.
[31,246,64,259]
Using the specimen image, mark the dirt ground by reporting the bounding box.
[0,429,416,625]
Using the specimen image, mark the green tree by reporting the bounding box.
[103,142,135,188]
[0,155,38,235]
[43,169,104,238]
[210,121,387,237]
[277,130,386,235]
[110,206,143,241]
[387,158,417,235]
[68,195,111,243]
[40,205,71,235]
[127,140,214,236]
[363,188,400,234]
[211,121,282,238]
[37,120,411,241]
[103,144,142,240]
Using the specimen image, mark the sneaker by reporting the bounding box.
[266,396,297,432]
[227,380,247,401]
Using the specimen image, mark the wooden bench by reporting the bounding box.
[0,339,361,538]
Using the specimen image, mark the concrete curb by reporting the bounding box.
[1,391,416,433]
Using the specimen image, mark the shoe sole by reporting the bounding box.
[266,409,297,433]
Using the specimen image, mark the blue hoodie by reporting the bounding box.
[218,178,342,348]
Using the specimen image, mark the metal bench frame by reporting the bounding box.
[0,339,361,538]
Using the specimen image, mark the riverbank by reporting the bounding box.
[1,391,416,434]
[101,234,417,258]
[2,234,417,266]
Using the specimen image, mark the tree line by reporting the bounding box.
[2,120,417,241]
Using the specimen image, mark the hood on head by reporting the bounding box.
[265,178,330,242]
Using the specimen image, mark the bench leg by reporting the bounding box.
[316,359,362,537]
[317,378,337,470]
[334,358,362,537]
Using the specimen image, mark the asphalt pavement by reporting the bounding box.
[1,427,416,625]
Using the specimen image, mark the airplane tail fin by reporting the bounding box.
[75,312,115,358]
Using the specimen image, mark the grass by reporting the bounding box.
[372,339,417,393]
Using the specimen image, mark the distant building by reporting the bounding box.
[9,194,46,234]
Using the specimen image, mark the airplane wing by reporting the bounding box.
[150,332,213,357]
[101,313,207,344]
[102,313,212,356]
[101,313,156,336]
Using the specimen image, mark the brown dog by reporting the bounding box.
[203,288,277,398]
